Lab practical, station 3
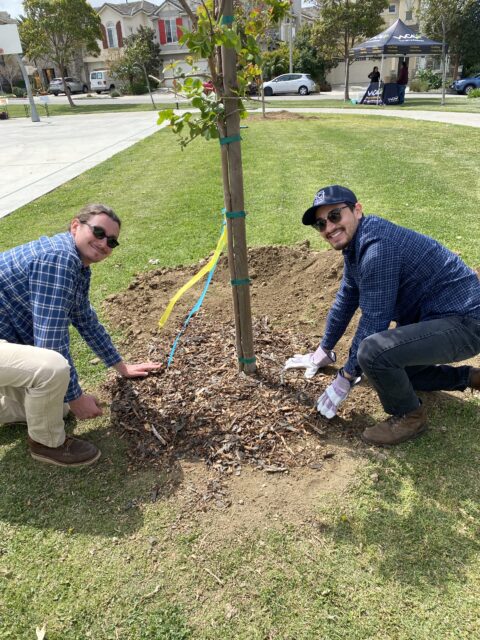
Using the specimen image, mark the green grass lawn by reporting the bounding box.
[0,114,479,639]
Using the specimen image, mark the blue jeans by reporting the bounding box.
[357,316,480,416]
[397,84,406,104]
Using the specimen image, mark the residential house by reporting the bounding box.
[88,0,204,87]
[326,0,426,88]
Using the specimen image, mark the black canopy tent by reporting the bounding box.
[351,19,447,105]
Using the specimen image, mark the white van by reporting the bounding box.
[90,70,116,94]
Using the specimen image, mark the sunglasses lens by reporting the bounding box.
[329,209,342,223]
[314,219,326,231]
[92,226,106,240]
[106,238,119,249]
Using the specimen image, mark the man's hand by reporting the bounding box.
[317,371,357,419]
[284,346,336,379]
[69,394,104,420]
[114,361,162,378]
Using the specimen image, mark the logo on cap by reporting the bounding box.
[314,190,325,205]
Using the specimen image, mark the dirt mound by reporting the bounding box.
[104,244,379,479]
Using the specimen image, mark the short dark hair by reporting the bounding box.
[73,203,121,228]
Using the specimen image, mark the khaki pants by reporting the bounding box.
[0,340,70,447]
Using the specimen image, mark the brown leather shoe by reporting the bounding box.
[362,405,427,446]
[28,435,101,467]
[468,368,480,390]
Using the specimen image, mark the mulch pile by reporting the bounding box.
[106,314,371,474]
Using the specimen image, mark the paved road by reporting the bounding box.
[1,102,478,219]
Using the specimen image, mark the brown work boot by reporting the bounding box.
[28,435,101,467]
[468,368,480,390]
[362,404,427,446]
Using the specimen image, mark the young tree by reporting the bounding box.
[109,26,161,96]
[159,0,290,373]
[19,0,101,107]
[313,0,388,100]
[0,55,20,93]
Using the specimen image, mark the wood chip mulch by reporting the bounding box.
[106,314,349,474]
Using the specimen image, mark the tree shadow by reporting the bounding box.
[320,390,480,588]
[0,416,184,537]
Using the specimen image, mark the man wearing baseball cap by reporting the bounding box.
[285,185,480,445]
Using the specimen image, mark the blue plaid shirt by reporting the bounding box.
[321,216,480,377]
[0,232,121,401]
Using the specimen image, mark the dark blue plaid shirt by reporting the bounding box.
[321,216,480,377]
[0,232,121,401]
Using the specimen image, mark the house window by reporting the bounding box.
[165,18,178,43]
[106,22,117,48]
[405,9,413,20]
[389,4,396,12]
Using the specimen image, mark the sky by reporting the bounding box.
[1,0,315,20]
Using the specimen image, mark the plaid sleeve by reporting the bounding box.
[70,272,122,368]
[344,240,402,376]
[321,265,359,352]
[28,254,82,401]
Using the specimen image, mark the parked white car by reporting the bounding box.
[262,73,317,96]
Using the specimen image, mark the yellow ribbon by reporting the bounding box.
[158,224,227,329]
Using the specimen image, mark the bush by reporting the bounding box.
[12,87,27,98]
[110,89,121,98]
[409,78,429,92]
[414,69,442,90]
[467,88,480,98]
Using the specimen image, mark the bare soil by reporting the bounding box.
[102,244,478,530]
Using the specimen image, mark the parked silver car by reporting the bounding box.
[262,73,318,96]
[48,77,89,96]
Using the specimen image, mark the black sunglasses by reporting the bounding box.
[80,221,119,249]
[312,205,351,232]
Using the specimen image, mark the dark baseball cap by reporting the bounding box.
[302,185,357,225]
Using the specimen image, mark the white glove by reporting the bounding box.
[284,345,336,379]
[317,370,361,419]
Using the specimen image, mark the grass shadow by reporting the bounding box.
[0,417,183,537]
[322,391,480,588]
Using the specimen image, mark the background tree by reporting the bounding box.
[313,0,388,100]
[261,44,290,79]
[419,0,472,104]
[109,26,161,95]
[293,23,332,84]
[457,0,480,75]
[0,55,20,93]
[20,0,101,107]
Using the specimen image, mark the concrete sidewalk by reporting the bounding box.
[0,111,162,218]
[1,107,479,219]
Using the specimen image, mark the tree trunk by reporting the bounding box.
[344,55,350,101]
[220,0,256,374]
[60,71,75,107]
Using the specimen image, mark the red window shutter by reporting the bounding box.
[100,24,108,49]
[158,19,166,45]
[176,17,183,39]
[116,21,123,48]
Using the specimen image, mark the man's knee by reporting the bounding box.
[357,334,383,372]
[33,350,70,388]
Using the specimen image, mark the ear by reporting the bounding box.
[70,218,80,233]
[353,202,363,219]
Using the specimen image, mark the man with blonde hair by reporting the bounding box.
[0,204,161,466]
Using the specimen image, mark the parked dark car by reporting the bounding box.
[450,73,480,95]
[48,77,88,96]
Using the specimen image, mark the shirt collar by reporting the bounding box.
[65,231,90,272]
